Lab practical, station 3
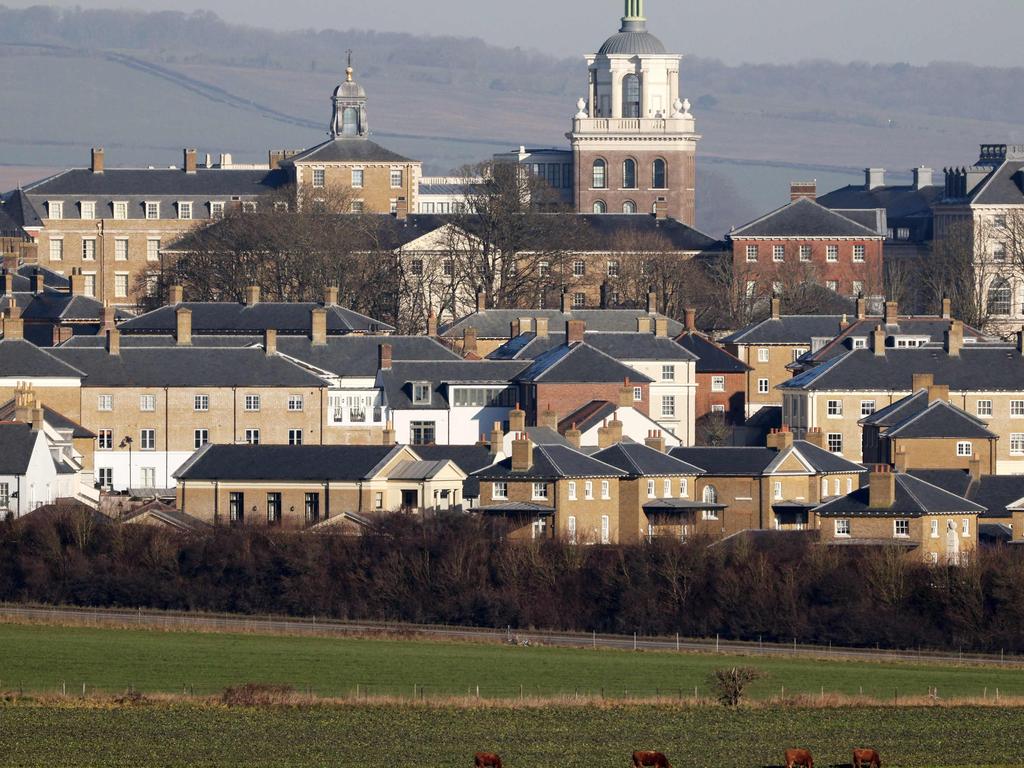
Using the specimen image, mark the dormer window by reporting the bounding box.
[80,201,96,220]
[145,201,160,220]
[48,201,64,220]
[210,202,225,220]
[113,201,129,220]
[178,202,193,220]
[412,382,431,405]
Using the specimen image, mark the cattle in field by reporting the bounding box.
[853,748,881,768]
[785,748,813,768]
[632,751,671,768]
[474,753,502,768]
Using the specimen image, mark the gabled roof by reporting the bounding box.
[909,470,1024,520]
[0,189,43,229]
[966,161,1024,206]
[558,400,617,434]
[816,183,943,221]
[19,293,123,324]
[815,473,985,517]
[0,339,85,379]
[882,398,996,441]
[119,302,394,335]
[389,460,463,481]
[514,342,650,384]
[669,447,779,476]
[274,336,460,377]
[380,360,528,410]
[283,137,414,165]
[411,444,497,476]
[722,315,846,345]
[785,442,868,475]
[592,443,704,476]
[489,332,696,363]
[48,347,324,388]
[675,331,749,374]
[174,444,407,482]
[474,444,626,481]
[781,347,1024,393]
[0,399,94,439]
[442,309,685,339]
[0,422,42,474]
[730,197,883,239]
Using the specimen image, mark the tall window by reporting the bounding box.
[98,430,113,450]
[390,169,404,188]
[145,202,160,220]
[305,493,320,524]
[245,395,261,412]
[80,201,96,220]
[267,493,282,525]
[140,429,155,450]
[622,159,637,189]
[573,260,586,277]
[410,421,436,445]
[312,168,326,188]
[114,239,128,261]
[592,159,607,189]
[351,169,364,188]
[194,395,209,412]
[661,395,676,418]
[49,239,63,262]
[194,429,208,450]
[622,74,641,118]
[289,429,303,446]
[178,202,193,220]
[622,201,637,214]
[593,201,606,214]
[82,239,96,261]
[988,277,1012,316]
[245,429,260,445]
[703,485,718,505]
[229,493,244,525]
[146,239,160,262]
[652,159,667,189]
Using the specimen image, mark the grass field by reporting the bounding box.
[0,701,1021,767]
[0,622,1022,702]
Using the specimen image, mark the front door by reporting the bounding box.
[402,490,419,510]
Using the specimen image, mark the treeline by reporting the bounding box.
[3,509,1024,653]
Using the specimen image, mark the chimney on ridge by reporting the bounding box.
[175,307,192,346]
[91,148,105,174]
[869,464,896,509]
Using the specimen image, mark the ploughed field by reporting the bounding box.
[0,622,1021,701]
[0,702,1020,767]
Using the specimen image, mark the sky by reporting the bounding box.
[14,0,1024,68]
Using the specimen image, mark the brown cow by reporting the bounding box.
[474,753,503,768]
[853,749,881,768]
[785,749,813,768]
[633,751,671,768]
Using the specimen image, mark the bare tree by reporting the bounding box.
[927,215,1006,331]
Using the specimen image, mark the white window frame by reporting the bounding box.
[568,481,577,501]
[662,479,672,498]
[584,481,594,500]
[178,201,193,221]
[245,394,261,412]
[799,245,812,262]
[931,519,939,538]
[245,429,260,445]
[745,245,758,262]
[757,348,770,363]
[390,168,404,189]
[1012,401,1024,418]
[194,429,209,450]
[80,201,96,220]
[853,245,866,262]
[98,430,113,450]
[661,365,675,382]
[661,395,676,418]
[633,387,643,402]
[288,429,303,446]
[48,237,64,262]
[757,379,770,395]
[288,395,305,412]
[894,519,910,538]
[568,516,577,544]
[312,168,326,189]
[679,478,689,498]
[114,238,129,261]
[711,376,726,393]
[140,429,156,451]
[647,480,656,499]
[1012,434,1024,456]
[139,394,156,412]
[48,201,64,220]
[146,239,161,262]
[962,518,971,538]
[145,201,160,220]
[210,201,225,220]
[774,481,783,501]
[860,400,876,417]
[194,394,209,412]
[532,482,548,501]
[772,245,785,262]
[600,515,610,544]
[827,400,843,418]
[835,519,851,537]
[98,394,113,412]
[601,480,610,500]
[81,238,96,262]
[956,441,973,457]
[977,400,993,418]
[826,245,839,262]
[827,433,843,454]
[112,201,129,220]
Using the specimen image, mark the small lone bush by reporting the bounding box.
[221,683,296,707]
[708,667,765,707]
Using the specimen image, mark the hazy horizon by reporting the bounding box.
[6,0,1024,68]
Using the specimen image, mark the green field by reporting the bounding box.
[0,702,1020,767]
[0,622,1022,701]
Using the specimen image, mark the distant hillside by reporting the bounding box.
[2,5,1023,235]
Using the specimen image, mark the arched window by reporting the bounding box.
[652,158,667,189]
[593,201,607,214]
[703,485,718,505]
[988,277,1012,316]
[622,74,641,118]
[622,201,637,214]
[341,107,359,136]
[592,159,607,189]
[623,159,637,189]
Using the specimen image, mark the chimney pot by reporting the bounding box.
[490,421,504,456]
[872,325,886,356]
[771,296,782,320]
[509,403,526,434]
[684,308,697,333]
[476,288,487,313]
[540,405,558,431]
[945,320,963,357]
[565,423,582,449]
[941,296,952,320]
[511,434,534,473]
[427,312,438,337]
[856,297,867,321]
[644,430,667,453]
[647,290,658,315]
[869,464,897,509]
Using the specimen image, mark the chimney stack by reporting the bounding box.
[607,415,624,446]
[941,296,952,320]
[91,148,105,174]
[324,286,339,306]
[175,307,192,346]
[264,328,277,357]
[69,268,86,297]
[106,328,120,356]
[1,270,12,297]
[912,373,935,392]
[427,312,438,337]
[771,296,782,320]
[872,325,886,356]
[969,455,983,483]
[509,403,526,434]
[945,320,963,357]
[490,421,504,456]
[539,404,558,431]
[619,379,635,409]
[636,316,652,333]
[511,433,534,473]
[462,327,478,356]
[865,168,886,190]
[311,308,327,346]
[476,287,487,313]
[894,449,909,474]
[100,303,116,332]
[912,167,933,190]
[804,427,825,450]
[244,285,261,306]
[184,148,198,174]
[32,271,44,295]
[869,464,896,509]
[655,317,668,338]
[884,301,898,325]
[3,309,24,341]
[378,343,393,371]
[395,196,409,221]
[168,285,184,305]
[30,406,44,433]
[766,426,794,452]
[561,290,573,314]
[382,421,396,445]
[645,430,667,453]
[597,420,613,449]
[647,290,658,315]
[566,319,586,345]
[790,181,817,201]
[654,197,669,220]
[927,384,950,405]
[684,308,697,333]
[565,423,582,449]
[535,316,549,339]
[856,296,867,321]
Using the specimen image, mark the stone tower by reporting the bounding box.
[570,0,699,224]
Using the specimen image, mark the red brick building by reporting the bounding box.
[729,190,885,301]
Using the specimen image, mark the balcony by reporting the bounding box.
[572,116,697,137]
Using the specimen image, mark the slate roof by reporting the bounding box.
[123,505,212,532]
[816,182,943,242]
[283,138,414,165]
[380,361,528,410]
[390,460,457,480]
[273,336,459,377]
[514,343,651,384]
[815,473,985,517]
[907,470,1024,520]
[0,340,85,378]
[675,332,749,374]
[489,332,696,362]
[175,444,406,482]
[781,347,1024,392]
[0,422,41,474]
[13,265,70,291]
[787,441,869,474]
[965,161,1024,206]
[669,447,779,475]
[872,396,997,440]
[410,443,497,500]
[479,502,554,515]
[0,399,94,439]
[48,347,324,388]
[20,293,123,323]
[442,309,685,338]
[119,302,394,335]
[722,315,847,345]
[0,189,43,229]
[558,400,617,434]
[474,444,626,481]
[0,197,26,237]
[730,197,882,239]
[592,443,705,476]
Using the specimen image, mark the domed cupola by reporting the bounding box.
[598,0,667,56]
[330,53,369,138]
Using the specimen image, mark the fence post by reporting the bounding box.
[634,632,637,651]
[676,633,680,652]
